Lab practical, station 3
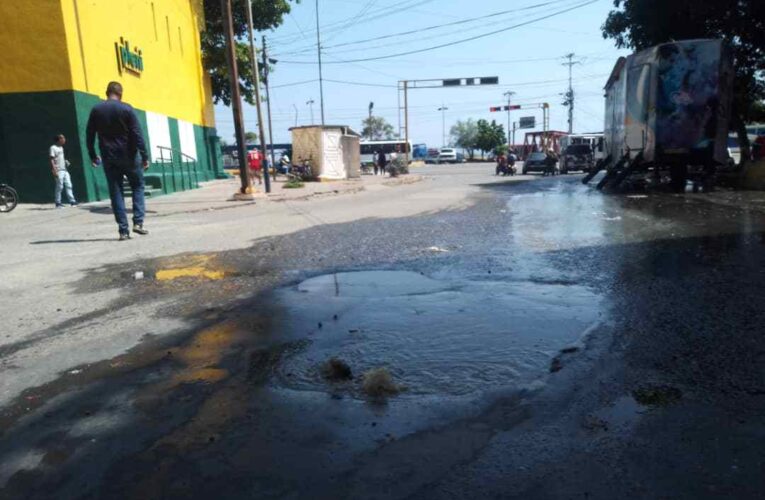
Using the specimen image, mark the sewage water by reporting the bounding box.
[272,270,600,396]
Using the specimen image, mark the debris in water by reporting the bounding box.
[318,322,323,329]
[133,271,144,280]
[632,385,682,406]
[333,314,338,320]
[68,369,82,375]
[361,368,402,398]
[549,357,563,373]
[321,357,353,381]
[561,346,580,354]
[426,246,449,253]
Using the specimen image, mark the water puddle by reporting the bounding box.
[272,270,601,397]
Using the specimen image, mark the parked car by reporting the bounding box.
[438,148,458,163]
[522,152,559,175]
[560,144,594,173]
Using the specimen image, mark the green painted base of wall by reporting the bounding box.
[0,90,223,203]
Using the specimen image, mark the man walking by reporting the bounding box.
[49,134,77,208]
[86,82,149,241]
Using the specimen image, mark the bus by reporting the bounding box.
[360,140,412,166]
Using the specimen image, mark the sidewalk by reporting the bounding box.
[5,173,424,221]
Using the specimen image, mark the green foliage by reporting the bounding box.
[201,0,296,106]
[361,116,395,140]
[283,179,305,189]
[244,131,258,142]
[602,0,765,154]
[476,119,506,157]
[450,119,478,159]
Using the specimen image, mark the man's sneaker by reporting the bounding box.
[70,202,78,207]
[133,224,149,235]
[119,233,131,241]
[55,204,64,209]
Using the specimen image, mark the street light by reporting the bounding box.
[438,104,448,148]
[306,99,315,125]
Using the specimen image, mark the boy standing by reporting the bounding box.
[49,134,77,208]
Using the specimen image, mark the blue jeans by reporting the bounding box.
[54,170,76,205]
[104,160,145,235]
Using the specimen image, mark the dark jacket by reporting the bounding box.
[86,99,148,164]
[376,151,387,166]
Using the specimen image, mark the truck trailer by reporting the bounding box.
[584,39,734,192]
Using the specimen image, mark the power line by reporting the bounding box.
[273,0,570,57]
[276,0,601,64]
[268,0,436,46]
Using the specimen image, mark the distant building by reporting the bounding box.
[0,0,224,203]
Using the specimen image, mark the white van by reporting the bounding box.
[438,148,457,163]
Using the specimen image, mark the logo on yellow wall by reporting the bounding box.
[115,38,144,76]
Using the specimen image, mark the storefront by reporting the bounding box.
[0,0,224,203]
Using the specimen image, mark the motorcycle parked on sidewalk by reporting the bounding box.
[0,184,18,212]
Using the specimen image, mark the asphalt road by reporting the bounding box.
[2,164,765,499]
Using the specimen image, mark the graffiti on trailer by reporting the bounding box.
[656,41,721,151]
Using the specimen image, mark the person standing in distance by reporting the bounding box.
[49,134,77,208]
[86,82,149,241]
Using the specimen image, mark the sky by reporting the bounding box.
[213,0,631,148]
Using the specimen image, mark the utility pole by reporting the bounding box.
[315,0,325,125]
[503,91,515,146]
[262,36,276,176]
[562,53,581,134]
[307,99,315,124]
[512,121,517,148]
[244,0,270,192]
[438,104,448,148]
[221,0,249,194]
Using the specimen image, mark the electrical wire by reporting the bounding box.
[276,0,601,64]
[273,0,571,57]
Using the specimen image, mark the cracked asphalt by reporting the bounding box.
[1,164,765,499]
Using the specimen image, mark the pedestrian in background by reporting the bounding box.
[86,81,149,241]
[49,134,77,208]
[248,148,263,185]
[376,150,387,176]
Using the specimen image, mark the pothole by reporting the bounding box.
[271,270,602,397]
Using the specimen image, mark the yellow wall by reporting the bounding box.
[60,0,214,127]
[0,0,214,127]
[0,1,73,93]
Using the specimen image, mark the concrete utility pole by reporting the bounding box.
[438,104,448,148]
[503,91,515,145]
[315,0,325,125]
[262,36,276,176]
[221,0,249,194]
[244,0,270,192]
[307,99,315,124]
[368,101,374,139]
[562,53,581,134]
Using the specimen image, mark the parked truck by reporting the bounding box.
[583,39,734,192]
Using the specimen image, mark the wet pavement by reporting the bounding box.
[2,170,765,499]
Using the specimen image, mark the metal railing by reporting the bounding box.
[156,146,200,193]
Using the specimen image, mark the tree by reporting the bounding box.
[602,0,765,164]
[361,116,395,140]
[450,119,479,159]
[476,119,506,158]
[201,0,295,106]
[244,131,258,143]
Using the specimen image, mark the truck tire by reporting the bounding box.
[670,164,688,193]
